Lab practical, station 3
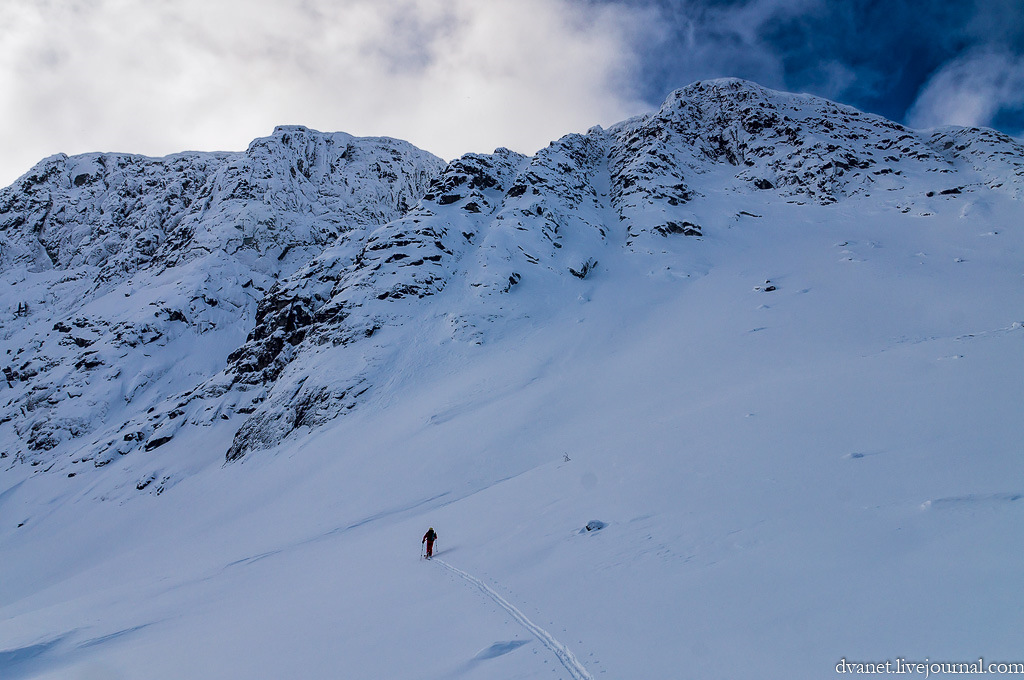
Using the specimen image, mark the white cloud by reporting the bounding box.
[907,49,1024,131]
[0,0,653,187]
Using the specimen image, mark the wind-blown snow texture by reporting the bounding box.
[1,79,1022,679]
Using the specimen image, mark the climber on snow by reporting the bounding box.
[422,527,438,558]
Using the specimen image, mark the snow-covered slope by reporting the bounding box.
[1,79,1022,679]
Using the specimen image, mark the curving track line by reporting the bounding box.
[433,559,594,680]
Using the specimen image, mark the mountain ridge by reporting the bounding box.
[1,78,1021,481]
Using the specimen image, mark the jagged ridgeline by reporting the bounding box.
[1,79,1021,484]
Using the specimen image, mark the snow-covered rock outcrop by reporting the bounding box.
[0,128,443,472]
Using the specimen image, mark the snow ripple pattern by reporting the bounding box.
[434,559,595,680]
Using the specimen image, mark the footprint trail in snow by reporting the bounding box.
[433,559,595,680]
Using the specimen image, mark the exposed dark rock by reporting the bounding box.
[503,272,522,293]
[144,435,173,451]
[655,221,702,237]
[569,259,598,279]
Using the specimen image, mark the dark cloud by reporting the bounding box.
[584,0,1024,133]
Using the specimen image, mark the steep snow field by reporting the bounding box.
[2,186,1022,679]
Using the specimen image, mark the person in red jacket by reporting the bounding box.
[422,527,437,558]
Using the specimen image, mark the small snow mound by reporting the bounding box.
[580,520,606,534]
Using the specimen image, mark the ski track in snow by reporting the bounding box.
[433,559,595,680]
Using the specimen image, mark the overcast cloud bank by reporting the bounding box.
[1,0,1022,187]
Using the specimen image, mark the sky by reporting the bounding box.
[1,0,1023,188]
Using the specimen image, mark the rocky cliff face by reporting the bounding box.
[1,79,1021,483]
